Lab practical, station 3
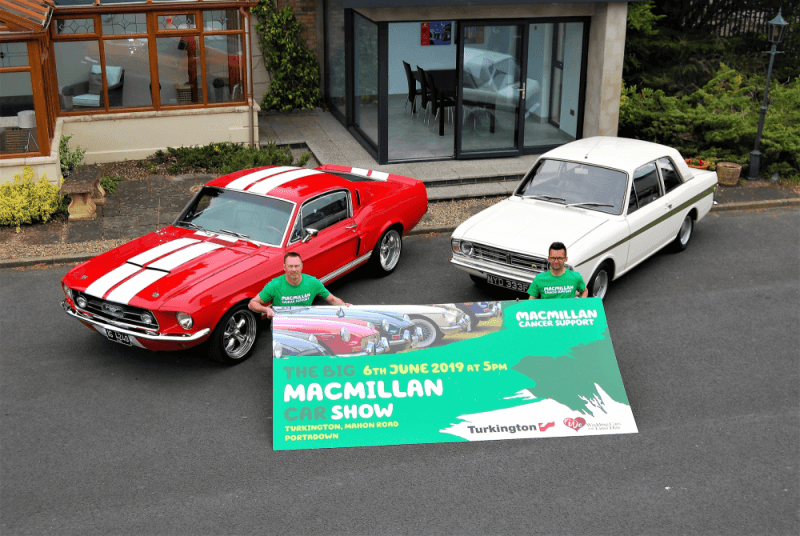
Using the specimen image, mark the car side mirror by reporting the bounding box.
[302,228,318,243]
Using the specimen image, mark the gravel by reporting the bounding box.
[0,196,505,262]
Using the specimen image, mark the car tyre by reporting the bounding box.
[587,262,612,299]
[371,228,402,276]
[207,304,259,365]
[672,214,693,252]
[410,316,442,348]
[469,274,488,288]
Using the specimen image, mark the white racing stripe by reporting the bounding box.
[105,269,169,304]
[147,242,225,271]
[348,167,388,182]
[226,166,297,191]
[128,238,199,266]
[85,263,142,298]
[248,168,322,195]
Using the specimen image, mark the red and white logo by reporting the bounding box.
[563,417,586,432]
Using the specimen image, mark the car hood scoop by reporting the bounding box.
[456,199,608,254]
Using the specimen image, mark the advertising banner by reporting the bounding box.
[273,298,637,450]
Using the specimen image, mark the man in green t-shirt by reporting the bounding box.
[248,252,348,318]
[527,241,588,300]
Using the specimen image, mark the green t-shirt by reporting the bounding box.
[527,270,586,299]
[258,274,330,307]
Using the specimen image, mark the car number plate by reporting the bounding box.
[486,275,529,293]
[105,329,132,346]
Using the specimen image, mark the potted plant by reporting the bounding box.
[685,158,710,170]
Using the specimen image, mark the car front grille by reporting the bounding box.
[77,293,159,330]
[470,243,548,273]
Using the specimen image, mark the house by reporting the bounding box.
[1,0,634,183]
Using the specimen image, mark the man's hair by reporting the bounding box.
[548,242,567,257]
[284,252,302,263]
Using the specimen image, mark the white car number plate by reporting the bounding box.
[486,275,528,293]
[106,329,132,346]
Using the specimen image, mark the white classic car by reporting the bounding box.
[449,137,718,298]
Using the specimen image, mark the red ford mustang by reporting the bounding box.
[60,165,428,365]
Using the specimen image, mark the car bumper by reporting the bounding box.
[439,314,471,334]
[387,328,422,351]
[449,255,539,284]
[62,300,210,351]
[473,303,504,320]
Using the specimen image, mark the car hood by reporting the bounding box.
[452,198,609,255]
[63,228,262,309]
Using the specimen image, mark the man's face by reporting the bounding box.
[548,249,567,271]
[284,257,303,280]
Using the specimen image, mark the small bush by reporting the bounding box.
[0,167,64,232]
[154,141,312,175]
[59,135,86,177]
[100,174,124,195]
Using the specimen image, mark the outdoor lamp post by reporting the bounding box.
[748,9,789,180]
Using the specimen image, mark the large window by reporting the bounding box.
[52,8,246,114]
[0,42,41,156]
[324,0,346,118]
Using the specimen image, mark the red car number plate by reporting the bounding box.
[486,275,529,293]
[106,329,132,346]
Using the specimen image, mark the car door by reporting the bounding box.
[625,162,667,268]
[285,190,360,282]
[656,157,689,241]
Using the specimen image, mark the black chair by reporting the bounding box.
[426,71,456,132]
[416,65,432,124]
[403,61,422,117]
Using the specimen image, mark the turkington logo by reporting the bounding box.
[516,309,598,327]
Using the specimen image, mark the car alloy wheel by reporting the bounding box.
[588,263,611,299]
[673,214,693,252]
[371,228,402,275]
[208,304,258,365]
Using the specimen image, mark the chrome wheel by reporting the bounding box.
[674,215,693,251]
[208,304,259,365]
[223,309,257,359]
[411,317,439,348]
[379,230,402,271]
[589,264,611,299]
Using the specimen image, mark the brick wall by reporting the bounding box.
[277,0,318,59]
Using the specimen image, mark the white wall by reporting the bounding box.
[388,22,457,95]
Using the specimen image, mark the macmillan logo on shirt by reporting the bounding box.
[281,293,312,305]
[543,286,576,294]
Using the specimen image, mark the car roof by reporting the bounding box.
[541,137,691,176]
[206,166,360,203]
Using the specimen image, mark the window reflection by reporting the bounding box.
[0,72,38,155]
[158,37,203,105]
[354,14,378,146]
[204,35,244,103]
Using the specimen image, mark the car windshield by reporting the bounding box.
[176,187,294,246]
[515,159,628,215]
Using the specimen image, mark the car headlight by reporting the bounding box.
[381,319,390,332]
[62,283,73,299]
[403,314,411,321]
[451,239,461,254]
[308,334,318,344]
[273,341,283,359]
[76,295,88,309]
[340,327,351,342]
[461,241,474,256]
[366,322,375,330]
[141,313,154,325]
[176,312,194,330]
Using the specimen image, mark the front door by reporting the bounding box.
[457,22,525,157]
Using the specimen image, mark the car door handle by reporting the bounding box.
[665,203,673,211]
[345,223,357,229]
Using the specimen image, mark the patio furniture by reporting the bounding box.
[61,65,125,109]
[403,61,424,116]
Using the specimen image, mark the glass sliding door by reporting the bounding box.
[353,13,378,147]
[458,23,524,156]
[524,21,586,149]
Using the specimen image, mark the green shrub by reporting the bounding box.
[59,134,86,177]
[254,0,321,111]
[154,141,312,175]
[0,167,64,232]
[619,64,799,181]
[100,174,124,195]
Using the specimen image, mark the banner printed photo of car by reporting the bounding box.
[272,299,637,450]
